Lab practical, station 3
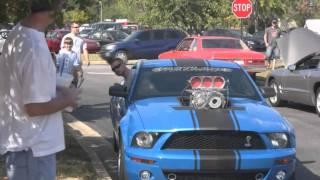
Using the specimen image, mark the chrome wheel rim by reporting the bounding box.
[269,83,278,104]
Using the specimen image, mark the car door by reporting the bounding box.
[130,31,153,59]
[282,57,319,104]
[148,30,168,58]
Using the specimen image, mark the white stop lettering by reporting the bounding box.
[233,4,252,12]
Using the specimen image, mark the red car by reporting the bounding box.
[159,36,266,73]
[46,29,101,53]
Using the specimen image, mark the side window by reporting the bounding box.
[167,30,179,39]
[102,32,112,40]
[176,39,194,51]
[154,30,165,40]
[137,31,151,41]
[296,56,320,70]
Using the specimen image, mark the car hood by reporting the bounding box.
[132,97,289,133]
[202,48,265,59]
[277,28,320,66]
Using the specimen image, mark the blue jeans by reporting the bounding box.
[5,149,56,180]
[265,45,280,61]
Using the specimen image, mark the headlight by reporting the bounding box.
[132,132,160,148]
[247,40,255,45]
[105,44,115,50]
[268,133,289,148]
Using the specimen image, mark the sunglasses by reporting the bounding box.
[112,63,122,71]
[72,26,80,28]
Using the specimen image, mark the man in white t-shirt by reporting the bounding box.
[61,22,90,86]
[0,0,80,179]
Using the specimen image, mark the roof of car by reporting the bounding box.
[189,36,239,40]
[141,59,241,69]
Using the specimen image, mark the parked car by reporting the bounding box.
[88,30,128,46]
[0,30,9,54]
[100,29,186,63]
[266,28,320,116]
[79,28,93,38]
[46,29,100,53]
[159,36,266,74]
[109,59,296,180]
[91,22,122,31]
[204,28,266,52]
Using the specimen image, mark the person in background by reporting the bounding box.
[0,0,80,180]
[61,22,90,86]
[264,18,281,68]
[57,37,81,88]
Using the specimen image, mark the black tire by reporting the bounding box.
[268,79,284,106]
[113,131,119,153]
[118,140,127,180]
[114,50,128,64]
[316,88,320,116]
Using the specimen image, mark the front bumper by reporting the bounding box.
[123,148,296,180]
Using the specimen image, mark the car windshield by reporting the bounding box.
[202,39,243,49]
[132,67,260,101]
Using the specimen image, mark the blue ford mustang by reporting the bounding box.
[109,59,296,180]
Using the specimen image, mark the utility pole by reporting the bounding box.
[99,1,103,22]
[254,0,259,32]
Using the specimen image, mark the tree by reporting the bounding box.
[63,9,90,24]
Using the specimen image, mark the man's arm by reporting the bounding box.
[264,29,268,47]
[81,41,90,66]
[25,87,80,117]
[83,48,90,66]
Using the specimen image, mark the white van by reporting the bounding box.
[304,19,320,35]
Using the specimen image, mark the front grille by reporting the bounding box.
[163,170,269,180]
[162,131,265,150]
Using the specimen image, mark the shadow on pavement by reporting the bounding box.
[71,102,111,121]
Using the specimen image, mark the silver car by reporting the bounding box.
[266,28,320,116]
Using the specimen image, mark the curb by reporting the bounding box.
[63,113,112,180]
[84,60,140,65]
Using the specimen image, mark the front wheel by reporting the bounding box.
[118,141,127,180]
[268,79,284,106]
[316,88,320,116]
[114,50,128,64]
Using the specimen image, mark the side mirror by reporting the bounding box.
[260,87,276,98]
[288,64,296,71]
[109,84,128,97]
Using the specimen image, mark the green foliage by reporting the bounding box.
[63,9,90,24]
[2,0,320,33]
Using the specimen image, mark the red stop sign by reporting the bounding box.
[232,0,253,19]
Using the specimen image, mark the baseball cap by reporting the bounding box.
[30,0,63,13]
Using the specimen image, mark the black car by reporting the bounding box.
[203,28,266,52]
[100,29,186,63]
[88,30,128,46]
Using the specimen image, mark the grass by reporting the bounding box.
[0,128,97,180]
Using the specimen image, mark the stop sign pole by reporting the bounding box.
[232,0,253,40]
